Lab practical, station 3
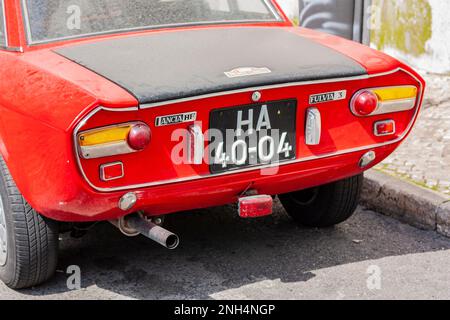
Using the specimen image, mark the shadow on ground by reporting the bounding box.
[17,201,450,299]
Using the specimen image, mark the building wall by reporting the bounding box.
[276,0,299,21]
[369,0,450,74]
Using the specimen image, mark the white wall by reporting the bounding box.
[420,0,450,73]
[370,0,450,74]
[276,0,299,20]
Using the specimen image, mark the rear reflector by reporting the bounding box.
[100,162,124,181]
[128,124,151,151]
[238,195,273,218]
[374,120,396,137]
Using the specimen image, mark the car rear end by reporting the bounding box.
[72,62,423,219]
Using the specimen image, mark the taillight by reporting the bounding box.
[351,91,379,116]
[128,124,151,151]
[351,86,418,117]
[78,122,151,159]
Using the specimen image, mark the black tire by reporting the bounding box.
[0,158,59,289]
[279,174,363,228]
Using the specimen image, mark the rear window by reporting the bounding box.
[0,0,6,47]
[23,0,281,44]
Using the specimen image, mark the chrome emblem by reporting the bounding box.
[224,67,272,78]
[155,112,197,127]
[309,90,347,104]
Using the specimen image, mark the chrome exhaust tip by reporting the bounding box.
[125,214,180,250]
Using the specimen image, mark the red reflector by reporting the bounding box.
[128,124,151,151]
[100,162,124,181]
[351,91,379,116]
[239,195,273,218]
[374,120,396,137]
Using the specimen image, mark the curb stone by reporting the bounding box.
[361,170,450,238]
[437,201,450,238]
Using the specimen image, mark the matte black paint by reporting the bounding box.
[55,27,367,105]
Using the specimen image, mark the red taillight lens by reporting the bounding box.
[128,124,151,151]
[351,91,379,116]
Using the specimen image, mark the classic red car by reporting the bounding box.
[0,0,424,289]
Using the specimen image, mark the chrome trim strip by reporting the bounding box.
[0,46,23,52]
[74,68,423,192]
[1,0,7,47]
[80,142,136,160]
[100,162,125,182]
[141,75,370,109]
[263,0,282,20]
[140,68,408,109]
[375,98,417,115]
[20,0,33,44]
[22,0,282,45]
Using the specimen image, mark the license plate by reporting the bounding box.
[209,100,297,174]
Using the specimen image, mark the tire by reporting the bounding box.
[0,158,59,289]
[279,174,363,228]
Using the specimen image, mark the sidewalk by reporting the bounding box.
[374,72,450,196]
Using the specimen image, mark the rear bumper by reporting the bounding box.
[44,144,397,222]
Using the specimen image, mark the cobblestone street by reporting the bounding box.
[375,73,450,196]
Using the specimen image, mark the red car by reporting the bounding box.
[0,0,424,289]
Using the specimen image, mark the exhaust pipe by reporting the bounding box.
[124,214,180,250]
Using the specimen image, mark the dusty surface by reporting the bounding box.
[0,203,449,300]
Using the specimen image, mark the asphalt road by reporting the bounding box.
[0,201,449,300]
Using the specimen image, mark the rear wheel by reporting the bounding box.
[279,174,363,228]
[0,158,59,289]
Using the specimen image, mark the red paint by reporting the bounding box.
[0,1,425,222]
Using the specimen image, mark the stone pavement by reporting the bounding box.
[374,72,450,197]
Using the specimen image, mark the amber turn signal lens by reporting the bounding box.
[373,86,417,101]
[79,125,132,147]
